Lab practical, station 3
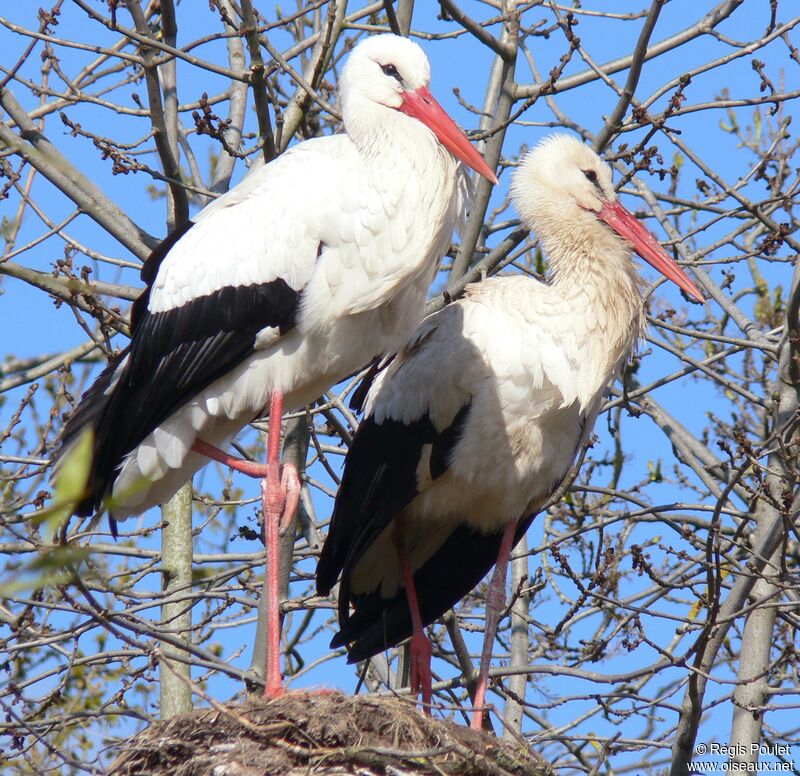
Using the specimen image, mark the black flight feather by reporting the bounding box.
[335,514,534,661]
[55,223,302,516]
[332,415,589,659]
[316,401,471,648]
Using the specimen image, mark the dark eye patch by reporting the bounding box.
[582,168,605,195]
[381,63,403,82]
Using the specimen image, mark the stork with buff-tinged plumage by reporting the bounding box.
[53,34,497,698]
[316,134,703,727]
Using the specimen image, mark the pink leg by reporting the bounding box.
[261,390,293,698]
[190,391,302,698]
[399,552,433,714]
[191,435,299,532]
[192,438,267,478]
[470,520,516,731]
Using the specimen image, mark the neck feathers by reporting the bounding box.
[547,235,645,408]
[346,99,453,179]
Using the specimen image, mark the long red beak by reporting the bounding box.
[599,200,703,302]
[399,86,498,185]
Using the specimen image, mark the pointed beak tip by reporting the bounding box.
[687,285,705,304]
[466,155,497,185]
[600,200,705,306]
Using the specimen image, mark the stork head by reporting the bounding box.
[340,35,497,184]
[512,134,703,302]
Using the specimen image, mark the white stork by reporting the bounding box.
[53,34,496,697]
[316,134,703,728]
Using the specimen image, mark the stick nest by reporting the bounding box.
[107,691,549,775]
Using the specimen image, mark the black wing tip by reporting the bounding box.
[50,429,104,520]
[52,429,109,522]
[73,496,97,518]
[53,347,131,511]
[331,521,523,668]
[341,621,407,664]
[345,640,383,665]
[329,632,346,650]
[330,591,413,664]
[328,630,387,664]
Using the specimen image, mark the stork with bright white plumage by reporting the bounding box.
[52,34,497,698]
[316,133,704,728]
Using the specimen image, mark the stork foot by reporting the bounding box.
[409,630,433,714]
[470,672,492,731]
[263,682,287,699]
[192,439,301,528]
[279,462,301,532]
[262,460,300,528]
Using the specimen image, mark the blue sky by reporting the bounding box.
[1,1,797,771]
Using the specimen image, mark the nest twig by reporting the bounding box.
[107,691,549,775]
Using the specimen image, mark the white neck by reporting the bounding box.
[344,98,450,179]
[542,225,645,407]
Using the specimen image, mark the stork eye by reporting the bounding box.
[381,63,402,82]
[583,169,599,184]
